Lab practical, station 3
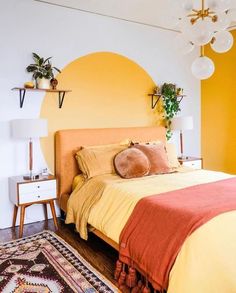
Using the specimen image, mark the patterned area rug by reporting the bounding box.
[0,230,118,293]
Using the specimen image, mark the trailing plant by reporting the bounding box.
[161,83,181,140]
[26,53,61,81]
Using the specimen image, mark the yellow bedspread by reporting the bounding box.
[66,168,236,292]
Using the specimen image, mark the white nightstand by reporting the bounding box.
[9,174,58,238]
[178,157,203,169]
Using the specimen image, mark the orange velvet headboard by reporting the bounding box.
[55,126,166,205]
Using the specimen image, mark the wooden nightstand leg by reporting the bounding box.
[49,200,58,230]
[19,205,26,238]
[43,203,48,220]
[12,205,18,227]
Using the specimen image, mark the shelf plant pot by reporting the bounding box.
[37,78,50,90]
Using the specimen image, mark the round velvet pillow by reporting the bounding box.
[114,148,150,179]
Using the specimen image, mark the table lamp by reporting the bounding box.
[171,116,193,159]
[11,119,48,180]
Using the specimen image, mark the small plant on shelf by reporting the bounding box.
[161,83,181,140]
[26,53,61,89]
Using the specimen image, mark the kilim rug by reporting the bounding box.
[0,230,118,293]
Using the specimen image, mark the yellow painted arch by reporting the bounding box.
[40,52,162,172]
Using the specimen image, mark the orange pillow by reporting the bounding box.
[132,143,171,175]
[114,148,150,179]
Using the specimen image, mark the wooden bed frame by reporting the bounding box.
[55,126,166,250]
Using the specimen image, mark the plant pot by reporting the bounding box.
[37,78,50,90]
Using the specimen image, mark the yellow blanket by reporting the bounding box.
[66,168,236,292]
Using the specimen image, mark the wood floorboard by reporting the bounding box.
[0,218,118,285]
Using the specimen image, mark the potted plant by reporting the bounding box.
[26,53,61,89]
[161,83,181,140]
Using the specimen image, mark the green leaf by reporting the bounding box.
[32,52,41,61]
[44,57,52,64]
[45,64,52,70]
[39,58,44,66]
[53,67,61,73]
[26,65,38,72]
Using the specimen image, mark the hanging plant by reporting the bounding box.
[161,83,181,140]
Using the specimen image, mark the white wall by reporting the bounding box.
[0,0,200,229]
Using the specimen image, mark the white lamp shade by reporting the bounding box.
[11,119,48,139]
[171,116,193,131]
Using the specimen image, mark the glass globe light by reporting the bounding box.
[183,19,214,46]
[191,56,215,80]
[213,12,231,31]
[174,33,195,54]
[208,0,231,12]
[228,9,236,21]
[211,31,234,53]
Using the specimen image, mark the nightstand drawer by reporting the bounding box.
[19,189,56,204]
[9,174,58,238]
[182,160,202,169]
[19,180,56,195]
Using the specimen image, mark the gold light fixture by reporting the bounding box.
[188,0,218,24]
[173,0,235,80]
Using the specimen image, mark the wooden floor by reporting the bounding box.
[0,218,118,285]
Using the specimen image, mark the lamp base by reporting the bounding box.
[23,173,40,180]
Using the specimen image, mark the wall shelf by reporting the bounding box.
[12,87,72,109]
[148,93,187,109]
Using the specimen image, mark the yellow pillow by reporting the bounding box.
[165,143,180,169]
[72,174,86,191]
[76,143,128,178]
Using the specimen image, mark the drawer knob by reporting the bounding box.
[37,195,40,198]
[37,186,40,188]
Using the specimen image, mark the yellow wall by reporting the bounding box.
[40,52,162,172]
[202,30,236,174]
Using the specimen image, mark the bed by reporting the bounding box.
[55,126,236,293]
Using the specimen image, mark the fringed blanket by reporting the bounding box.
[115,178,236,292]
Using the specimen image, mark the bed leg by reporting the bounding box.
[60,209,66,221]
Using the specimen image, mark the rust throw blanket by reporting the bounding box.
[119,178,236,291]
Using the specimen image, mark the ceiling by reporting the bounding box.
[35,0,236,31]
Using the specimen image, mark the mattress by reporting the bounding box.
[66,168,236,292]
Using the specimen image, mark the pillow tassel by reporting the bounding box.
[118,264,127,287]
[131,279,143,293]
[126,266,137,288]
[142,279,151,293]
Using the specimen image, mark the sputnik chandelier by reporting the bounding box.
[174,0,236,79]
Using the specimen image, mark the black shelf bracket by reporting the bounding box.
[177,95,185,103]
[19,89,26,108]
[148,94,162,109]
[58,91,66,109]
[12,88,71,109]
